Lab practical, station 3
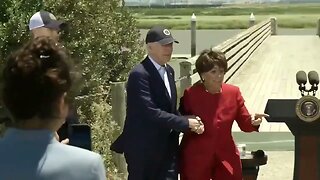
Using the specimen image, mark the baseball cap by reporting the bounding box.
[145,26,179,45]
[29,11,66,31]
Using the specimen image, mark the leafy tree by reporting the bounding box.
[44,2,144,177]
[0,0,43,62]
[0,0,144,177]
[45,0,144,89]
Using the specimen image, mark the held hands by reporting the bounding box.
[186,115,204,134]
[251,113,269,126]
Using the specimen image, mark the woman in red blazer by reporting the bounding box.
[179,49,268,180]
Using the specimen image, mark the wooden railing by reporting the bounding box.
[110,17,277,176]
[178,18,274,96]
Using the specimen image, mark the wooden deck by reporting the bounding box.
[229,35,320,132]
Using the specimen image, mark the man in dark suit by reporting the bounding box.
[111,26,204,180]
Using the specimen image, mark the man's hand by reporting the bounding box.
[251,113,269,126]
[55,132,69,144]
[186,115,205,134]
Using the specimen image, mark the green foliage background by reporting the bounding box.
[0,0,144,178]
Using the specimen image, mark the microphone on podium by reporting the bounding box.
[308,71,319,95]
[296,71,307,96]
[308,71,319,85]
[295,70,320,122]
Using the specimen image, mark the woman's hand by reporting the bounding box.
[185,116,205,134]
[251,113,269,126]
[194,116,204,134]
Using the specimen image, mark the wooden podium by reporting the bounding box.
[241,153,267,180]
[265,99,320,180]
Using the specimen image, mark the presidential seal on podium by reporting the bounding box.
[296,95,320,123]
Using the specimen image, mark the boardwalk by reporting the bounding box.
[229,35,320,132]
[227,35,320,179]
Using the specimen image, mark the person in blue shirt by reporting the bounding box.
[0,37,106,180]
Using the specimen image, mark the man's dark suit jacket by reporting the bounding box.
[111,57,189,180]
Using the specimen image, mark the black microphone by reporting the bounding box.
[308,71,319,95]
[296,71,307,85]
[296,71,307,93]
[308,71,319,86]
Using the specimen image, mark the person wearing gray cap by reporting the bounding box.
[29,10,67,42]
[111,26,204,180]
[28,11,78,144]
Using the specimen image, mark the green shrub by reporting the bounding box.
[77,95,123,179]
[0,0,144,178]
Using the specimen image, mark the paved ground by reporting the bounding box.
[229,35,320,179]
[257,151,294,180]
[233,132,294,151]
[228,35,320,132]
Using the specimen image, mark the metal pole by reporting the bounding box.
[191,13,197,57]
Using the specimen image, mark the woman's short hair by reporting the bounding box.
[195,49,228,75]
[2,37,72,121]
